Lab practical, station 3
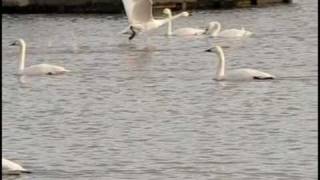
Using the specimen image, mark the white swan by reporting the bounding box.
[206,46,275,81]
[207,21,252,37]
[121,0,189,40]
[2,158,31,175]
[10,39,70,76]
[163,8,205,36]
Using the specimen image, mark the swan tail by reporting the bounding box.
[253,76,275,80]
[3,169,32,175]
[21,169,32,173]
[119,26,131,35]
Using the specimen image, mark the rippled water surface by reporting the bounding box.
[2,0,317,179]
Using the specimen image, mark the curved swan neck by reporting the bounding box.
[215,46,225,80]
[207,22,221,36]
[165,10,173,36]
[18,40,26,73]
[212,22,221,36]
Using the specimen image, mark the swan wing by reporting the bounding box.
[227,68,275,80]
[131,0,153,24]
[121,0,135,24]
[22,64,69,75]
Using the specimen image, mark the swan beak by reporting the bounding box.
[9,42,16,46]
[205,48,213,52]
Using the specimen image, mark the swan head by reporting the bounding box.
[205,21,218,34]
[207,21,220,29]
[10,39,25,47]
[163,8,172,15]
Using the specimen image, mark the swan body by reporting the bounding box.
[163,8,204,36]
[208,21,252,37]
[121,0,189,40]
[10,39,70,76]
[218,28,253,37]
[19,64,69,76]
[206,46,275,81]
[2,158,31,175]
[220,68,275,80]
[173,28,206,36]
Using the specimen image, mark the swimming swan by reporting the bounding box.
[121,0,189,40]
[163,8,204,36]
[205,46,275,81]
[207,21,252,37]
[2,158,31,175]
[10,39,70,76]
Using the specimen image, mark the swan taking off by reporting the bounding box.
[163,8,204,36]
[121,0,189,40]
[2,158,31,175]
[10,39,70,76]
[207,21,252,37]
[205,46,275,81]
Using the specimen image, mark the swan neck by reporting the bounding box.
[216,47,225,80]
[212,22,221,36]
[166,11,173,36]
[18,42,26,73]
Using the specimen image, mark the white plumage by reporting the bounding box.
[121,0,189,40]
[206,46,275,81]
[10,39,70,76]
[208,21,253,37]
[2,158,31,175]
[163,8,203,36]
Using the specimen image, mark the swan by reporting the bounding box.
[10,39,70,76]
[205,46,275,81]
[207,21,252,37]
[121,0,189,40]
[2,158,31,175]
[163,8,205,36]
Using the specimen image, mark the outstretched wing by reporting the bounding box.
[131,0,153,24]
[121,0,135,24]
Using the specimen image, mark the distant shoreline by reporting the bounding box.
[2,0,292,14]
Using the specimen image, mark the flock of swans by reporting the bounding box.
[3,0,276,176]
[120,0,273,80]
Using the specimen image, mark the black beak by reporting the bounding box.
[9,42,16,46]
[205,48,213,52]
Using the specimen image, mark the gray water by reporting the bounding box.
[2,0,318,179]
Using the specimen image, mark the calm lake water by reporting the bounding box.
[2,0,317,179]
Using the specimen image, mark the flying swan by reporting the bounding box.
[163,8,205,36]
[10,39,70,76]
[2,158,31,175]
[121,0,189,40]
[205,46,275,81]
[207,21,252,37]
